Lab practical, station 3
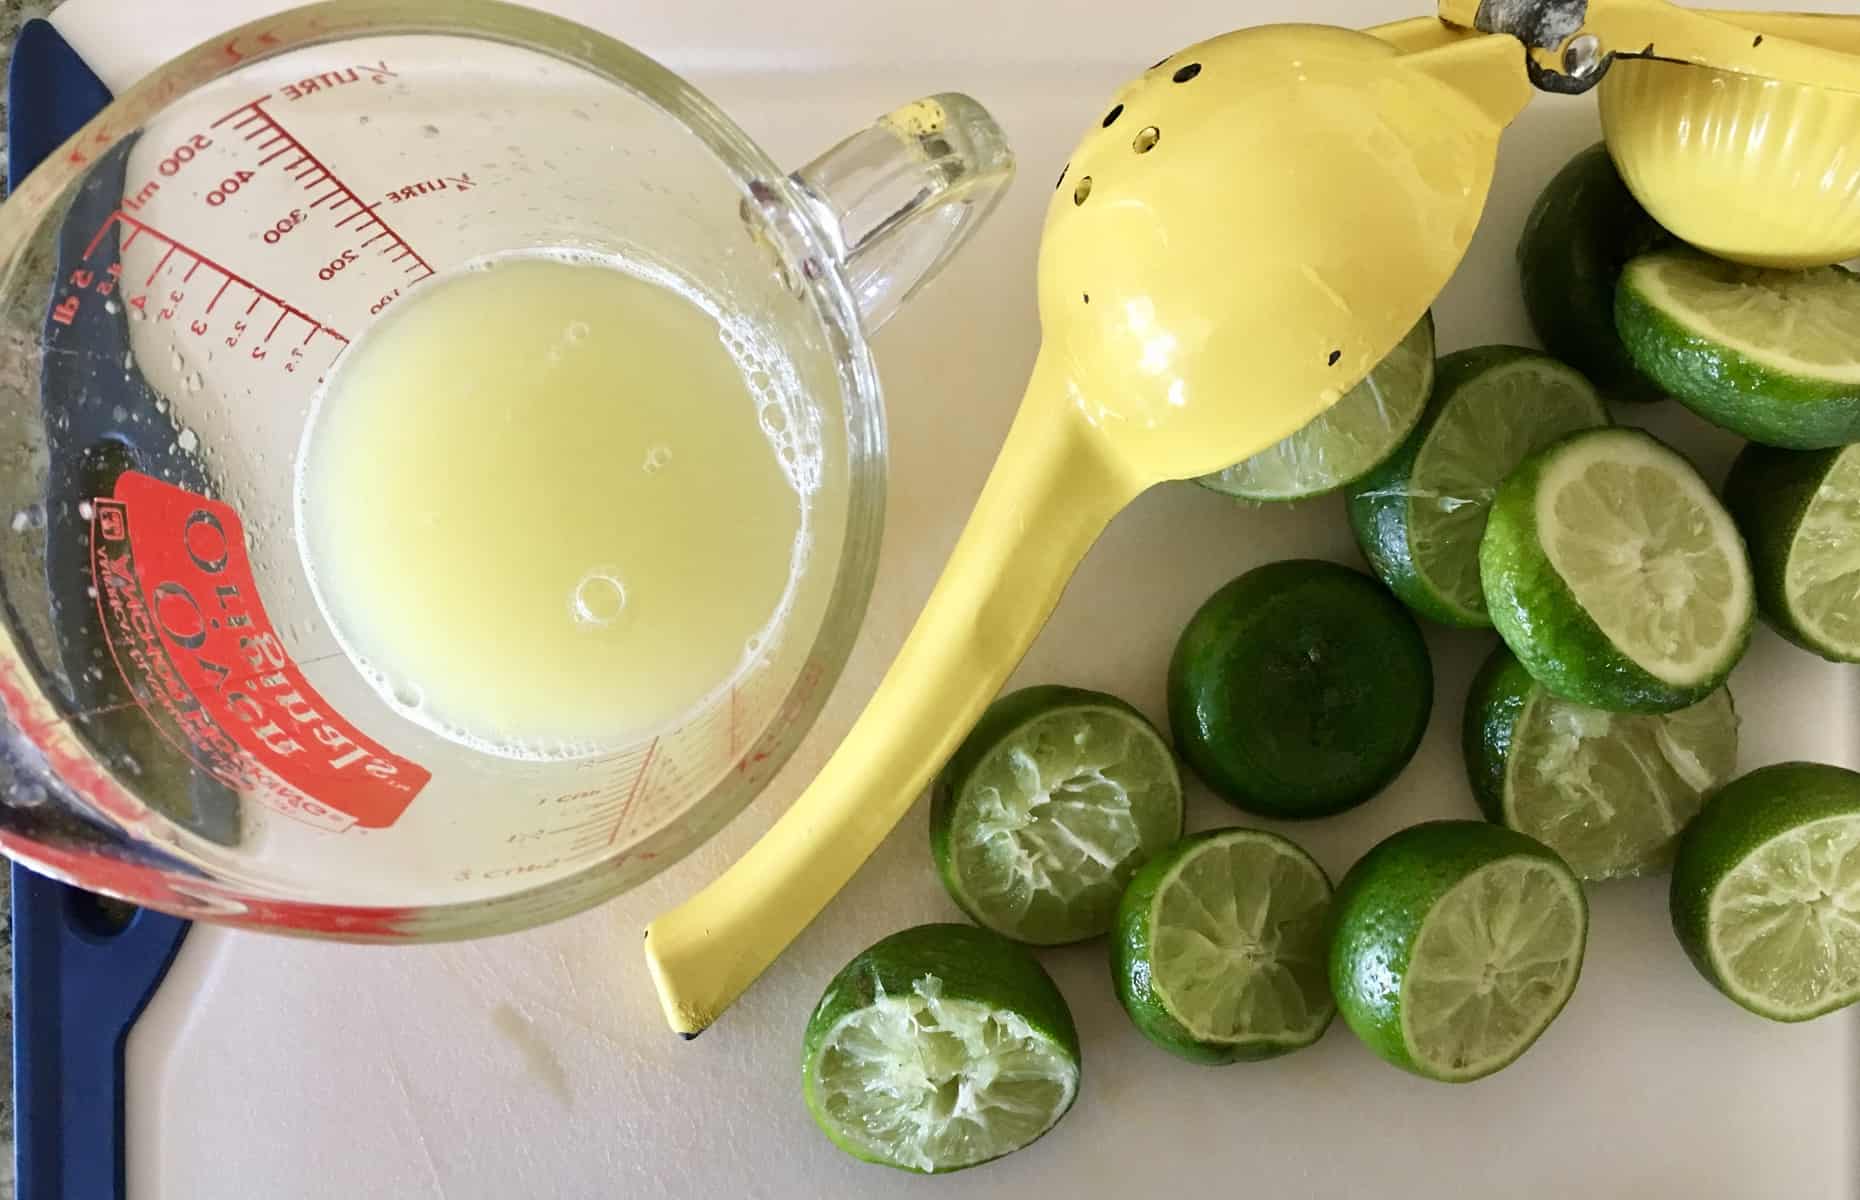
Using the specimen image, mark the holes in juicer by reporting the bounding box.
[1328,349,1343,366]
[1133,126,1161,154]
[1172,62,1202,83]
[1073,176,1093,205]
[1056,162,1069,190]
[1103,103,1124,128]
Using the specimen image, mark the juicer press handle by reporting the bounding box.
[645,355,1141,1036]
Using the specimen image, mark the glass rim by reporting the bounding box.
[0,0,889,938]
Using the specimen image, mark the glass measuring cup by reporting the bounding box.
[0,0,1012,937]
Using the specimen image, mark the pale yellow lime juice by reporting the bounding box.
[296,253,815,759]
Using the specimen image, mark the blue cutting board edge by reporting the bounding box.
[8,18,193,1200]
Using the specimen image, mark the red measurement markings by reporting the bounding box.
[143,245,176,287]
[211,96,435,281]
[83,210,349,348]
[603,738,661,848]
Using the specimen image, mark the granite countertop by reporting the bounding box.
[0,5,65,1193]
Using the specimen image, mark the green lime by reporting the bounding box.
[1168,559,1431,819]
[1463,643,1738,881]
[1348,346,1610,628]
[1480,426,1754,714]
[930,685,1184,945]
[801,923,1081,1173]
[1110,828,1334,1063]
[1200,313,1435,501]
[1617,249,1860,448]
[1721,442,1860,664]
[1329,821,1588,1083]
[1518,142,1671,401]
[1671,762,1860,1022]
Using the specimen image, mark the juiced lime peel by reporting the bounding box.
[1464,644,1738,880]
[803,924,1080,1173]
[932,686,1183,945]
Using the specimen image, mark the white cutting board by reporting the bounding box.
[39,1,1860,1196]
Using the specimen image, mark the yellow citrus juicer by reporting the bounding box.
[645,1,1860,1035]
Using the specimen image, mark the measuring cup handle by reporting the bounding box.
[787,93,1014,333]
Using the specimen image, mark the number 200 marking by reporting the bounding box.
[318,249,358,281]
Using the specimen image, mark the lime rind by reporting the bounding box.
[1167,560,1432,818]
[1400,856,1586,1082]
[1702,814,1860,1022]
[1516,142,1670,400]
[1146,831,1333,1048]
[938,693,1183,945]
[1200,314,1434,501]
[809,977,1079,1173]
[1329,821,1588,1082]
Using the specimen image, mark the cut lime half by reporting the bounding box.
[1480,427,1753,713]
[1349,346,1609,627]
[1330,821,1587,1083]
[1617,250,1860,448]
[1111,828,1334,1063]
[1723,442,1860,663]
[1672,763,1860,1022]
[1200,313,1434,501]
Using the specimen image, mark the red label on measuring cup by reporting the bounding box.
[90,471,429,829]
